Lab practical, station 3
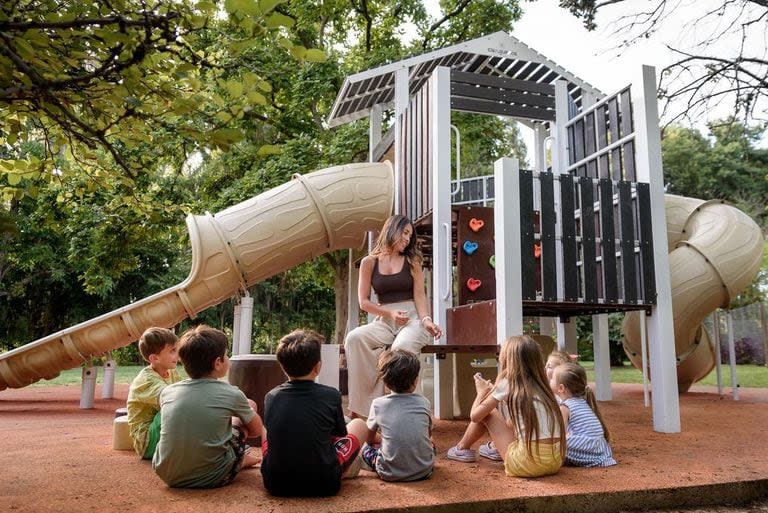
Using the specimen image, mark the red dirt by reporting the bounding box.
[1,382,767,513]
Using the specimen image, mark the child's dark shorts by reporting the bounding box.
[262,433,361,473]
[215,426,250,487]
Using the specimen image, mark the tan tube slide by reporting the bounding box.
[0,162,394,391]
[623,195,764,392]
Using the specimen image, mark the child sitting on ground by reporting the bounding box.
[361,349,434,481]
[126,327,182,459]
[546,349,573,381]
[550,362,617,467]
[261,329,369,497]
[152,325,262,488]
[447,335,566,478]
[479,347,576,462]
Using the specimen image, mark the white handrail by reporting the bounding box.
[450,125,461,196]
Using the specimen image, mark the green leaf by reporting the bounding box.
[289,45,307,60]
[304,49,327,63]
[7,173,21,186]
[211,128,243,147]
[226,0,260,16]
[257,144,281,156]
[266,12,295,29]
[247,91,267,105]
[225,80,244,98]
[277,37,293,50]
[258,0,285,14]
[257,80,273,93]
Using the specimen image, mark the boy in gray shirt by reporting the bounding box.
[362,349,434,481]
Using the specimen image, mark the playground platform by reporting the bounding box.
[1,381,767,513]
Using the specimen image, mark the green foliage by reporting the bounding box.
[576,314,626,366]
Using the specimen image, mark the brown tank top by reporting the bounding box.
[371,258,414,304]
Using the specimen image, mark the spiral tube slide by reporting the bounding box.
[0,162,394,391]
[623,195,764,392]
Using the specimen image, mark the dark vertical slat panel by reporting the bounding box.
[399,111,407,216]
[407,97,415,220]
[425,86,432,214]
[519,171,536,300]
[608,97,621,181]
[567,125,576,169]
[599,179,618,302]
[580,178,597,302]
[624,140,636,183]
[618,181,637,302]
[560,174,578,301]
[540,172,557,301]
[637,183,656,304]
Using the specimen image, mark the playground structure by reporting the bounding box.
[0,32,763,435]
[328,32,763,430]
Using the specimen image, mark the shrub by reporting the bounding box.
[719,336,765,365]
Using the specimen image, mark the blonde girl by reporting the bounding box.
[447,336,566,477]
[545,350,573,381]
[550,362,617,467]
[344,214,442,419]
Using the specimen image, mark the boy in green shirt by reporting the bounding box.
[126,327,182,459]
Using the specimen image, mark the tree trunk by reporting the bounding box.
[333,258,349,345]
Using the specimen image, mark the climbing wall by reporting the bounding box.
[456,206,496,305]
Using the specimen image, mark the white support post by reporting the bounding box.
[539,317,555,336]
[633,65,680,433]
[592,314,612,401]
[238,294,254,355]
[726,311,739,400]
[347,250,360,334]
[232,303,242,356]
[533,124,547,174]
[316,344,341,390]
[494,157,524,341]
[80,365,97,409]
[369,104,382,160]
[640,310,650,407]
[557,320,578,353]
[393,68,409,216]
[102,357,116,399]
[552,80,569,306]
[713,311,724,395]
[431,66,453,419]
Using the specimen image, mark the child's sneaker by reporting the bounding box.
[479,441,503,461]
[446,445,478,462]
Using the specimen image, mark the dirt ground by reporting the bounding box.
[1,382,767,513]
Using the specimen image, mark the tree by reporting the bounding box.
[558,0,768,125]
[0,0,312,202]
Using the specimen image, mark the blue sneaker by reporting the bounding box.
[447,445,478,462]
[479,441,502,461]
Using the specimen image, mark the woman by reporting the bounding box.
[344,214,442,419]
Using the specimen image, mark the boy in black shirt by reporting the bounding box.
[261,329,369,496]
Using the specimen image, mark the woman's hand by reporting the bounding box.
[390,309,409,327]
[422,318,442,339]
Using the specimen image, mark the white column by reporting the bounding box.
[316,344,341,390]
[633,65,680,433]
[237,294,254,355]
[393,68,409,215]
[533,124,547,174]
[369,103,382,161]
[347,250,360,333]
[592,314,612,401]
[80,365,97,409]
[431,66,453,419]
[556,320,578,353]
[726,311,739,400]
[494,157,524,341]
[102,358,116,399]
[232,303,242,356]
[713,311,724,395]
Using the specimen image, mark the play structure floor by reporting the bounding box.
[2,381,767,513]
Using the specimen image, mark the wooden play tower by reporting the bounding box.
[328,32,680,432]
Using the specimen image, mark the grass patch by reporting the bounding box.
[582,361,768,388]
[29,365,188,387]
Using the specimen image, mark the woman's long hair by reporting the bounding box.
[370,214,422,269]
[554,362,611,441]
[498,335,566,459]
